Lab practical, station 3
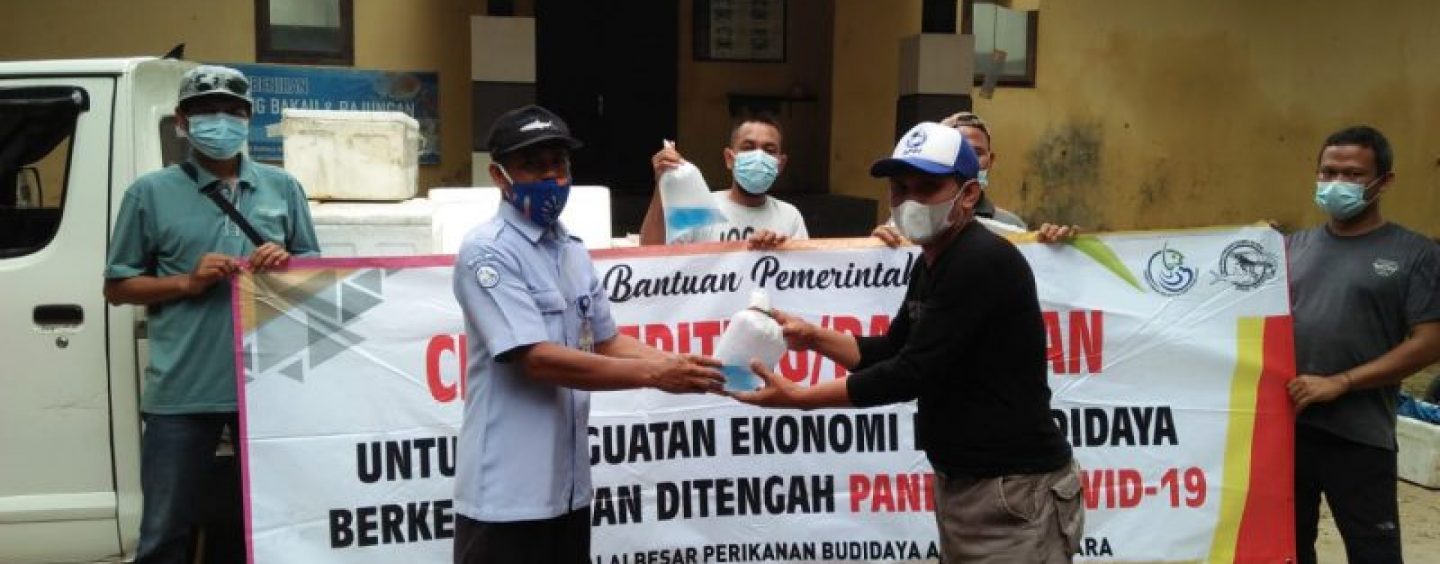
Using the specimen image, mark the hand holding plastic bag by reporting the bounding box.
[712,290,787,392]
[655,140,727,243]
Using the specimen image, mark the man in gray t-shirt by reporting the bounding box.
[1287,125,1440,564]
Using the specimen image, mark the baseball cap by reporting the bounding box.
[869,122,981,180]
[177,65,252,108]
[486,104,583,156]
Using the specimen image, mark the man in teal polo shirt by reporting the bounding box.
[104,65,319,564]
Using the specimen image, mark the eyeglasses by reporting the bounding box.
[193,76,249,97]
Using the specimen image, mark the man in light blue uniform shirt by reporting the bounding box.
[451,105,724,563]
[104,65,319,563]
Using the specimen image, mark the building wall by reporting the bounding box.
[676,0,834,197]
[0,1,254,63]
[0,0,480,193]
[829,0,1440,236]
[7,1,1438,235]
[828,0,923,220]
[353,0,477,189]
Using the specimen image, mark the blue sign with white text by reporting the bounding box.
[227,63,440,164]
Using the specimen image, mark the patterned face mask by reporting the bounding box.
[497,163,571,227]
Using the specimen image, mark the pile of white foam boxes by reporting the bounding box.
[1398,415,1440,489]
[273,109,613,257]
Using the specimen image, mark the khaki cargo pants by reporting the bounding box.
[934,460,1084,563]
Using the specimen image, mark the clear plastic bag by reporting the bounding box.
[657,146,727,243]
[713,290,786,392]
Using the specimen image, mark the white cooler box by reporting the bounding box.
[1397,415,1440,489]
[273,109,420,201]
[309,199,435,257]
[430,186,612,251]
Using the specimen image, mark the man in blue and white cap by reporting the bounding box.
[872,114,1078,245]
[105,64,319,563]
[735,122,1083,563]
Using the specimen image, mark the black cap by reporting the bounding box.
[485,105,583,156]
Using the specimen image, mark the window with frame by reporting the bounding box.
[962,0,1038,87]
[255,0,354,66]
[0,86,84,258]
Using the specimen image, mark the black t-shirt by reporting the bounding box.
[846,220,1072,477]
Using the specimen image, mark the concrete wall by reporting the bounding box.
[676,0,834,197]
[0,0,481,193]
[828,0,923,220]
[7,1,1438,235]
[829,0,1440,236]
[975,0,1440,235]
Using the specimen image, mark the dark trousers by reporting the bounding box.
[454,507,590,564]
[135,413,245,564]
[1295,425,1403,564]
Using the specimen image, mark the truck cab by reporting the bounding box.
[0,57,193,562]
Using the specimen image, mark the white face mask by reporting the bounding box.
[891,193,958,244]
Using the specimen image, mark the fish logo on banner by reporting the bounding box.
[1143,244,1197,297]
[1210,240,1279,291]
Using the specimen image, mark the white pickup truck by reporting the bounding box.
[0,56,197,563]
[0,56,623,563]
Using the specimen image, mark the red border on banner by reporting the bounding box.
[1232,315,1297,562]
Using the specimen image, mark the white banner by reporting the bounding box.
[235,226,1297,563]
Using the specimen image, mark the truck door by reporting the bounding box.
[0,78,122,561]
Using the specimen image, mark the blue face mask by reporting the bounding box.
[187,113,249,160]
[1314,178,1375,220]
[732,149,779,195]
[977,168,990,189]
[498,164,570,227]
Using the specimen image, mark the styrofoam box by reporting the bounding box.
[309,199,435,257]
[430,186,612,251]
[274,109,420,201]
[1398,415,1440,489]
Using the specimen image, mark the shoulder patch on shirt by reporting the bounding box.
[477,264,501,288]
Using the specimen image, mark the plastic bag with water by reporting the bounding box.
[658,158,727,243]
[713,290,787,392]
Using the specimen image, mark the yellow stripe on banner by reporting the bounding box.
[1207,317,1265,562]
[238,272,258,334]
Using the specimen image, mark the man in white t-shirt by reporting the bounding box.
[640,116,807,247]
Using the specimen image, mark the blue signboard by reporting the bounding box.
[227,63,440,164]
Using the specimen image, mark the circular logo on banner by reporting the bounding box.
[1211,240,1278,291]
[1143,244,1197,297]
[476,265,500,288]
